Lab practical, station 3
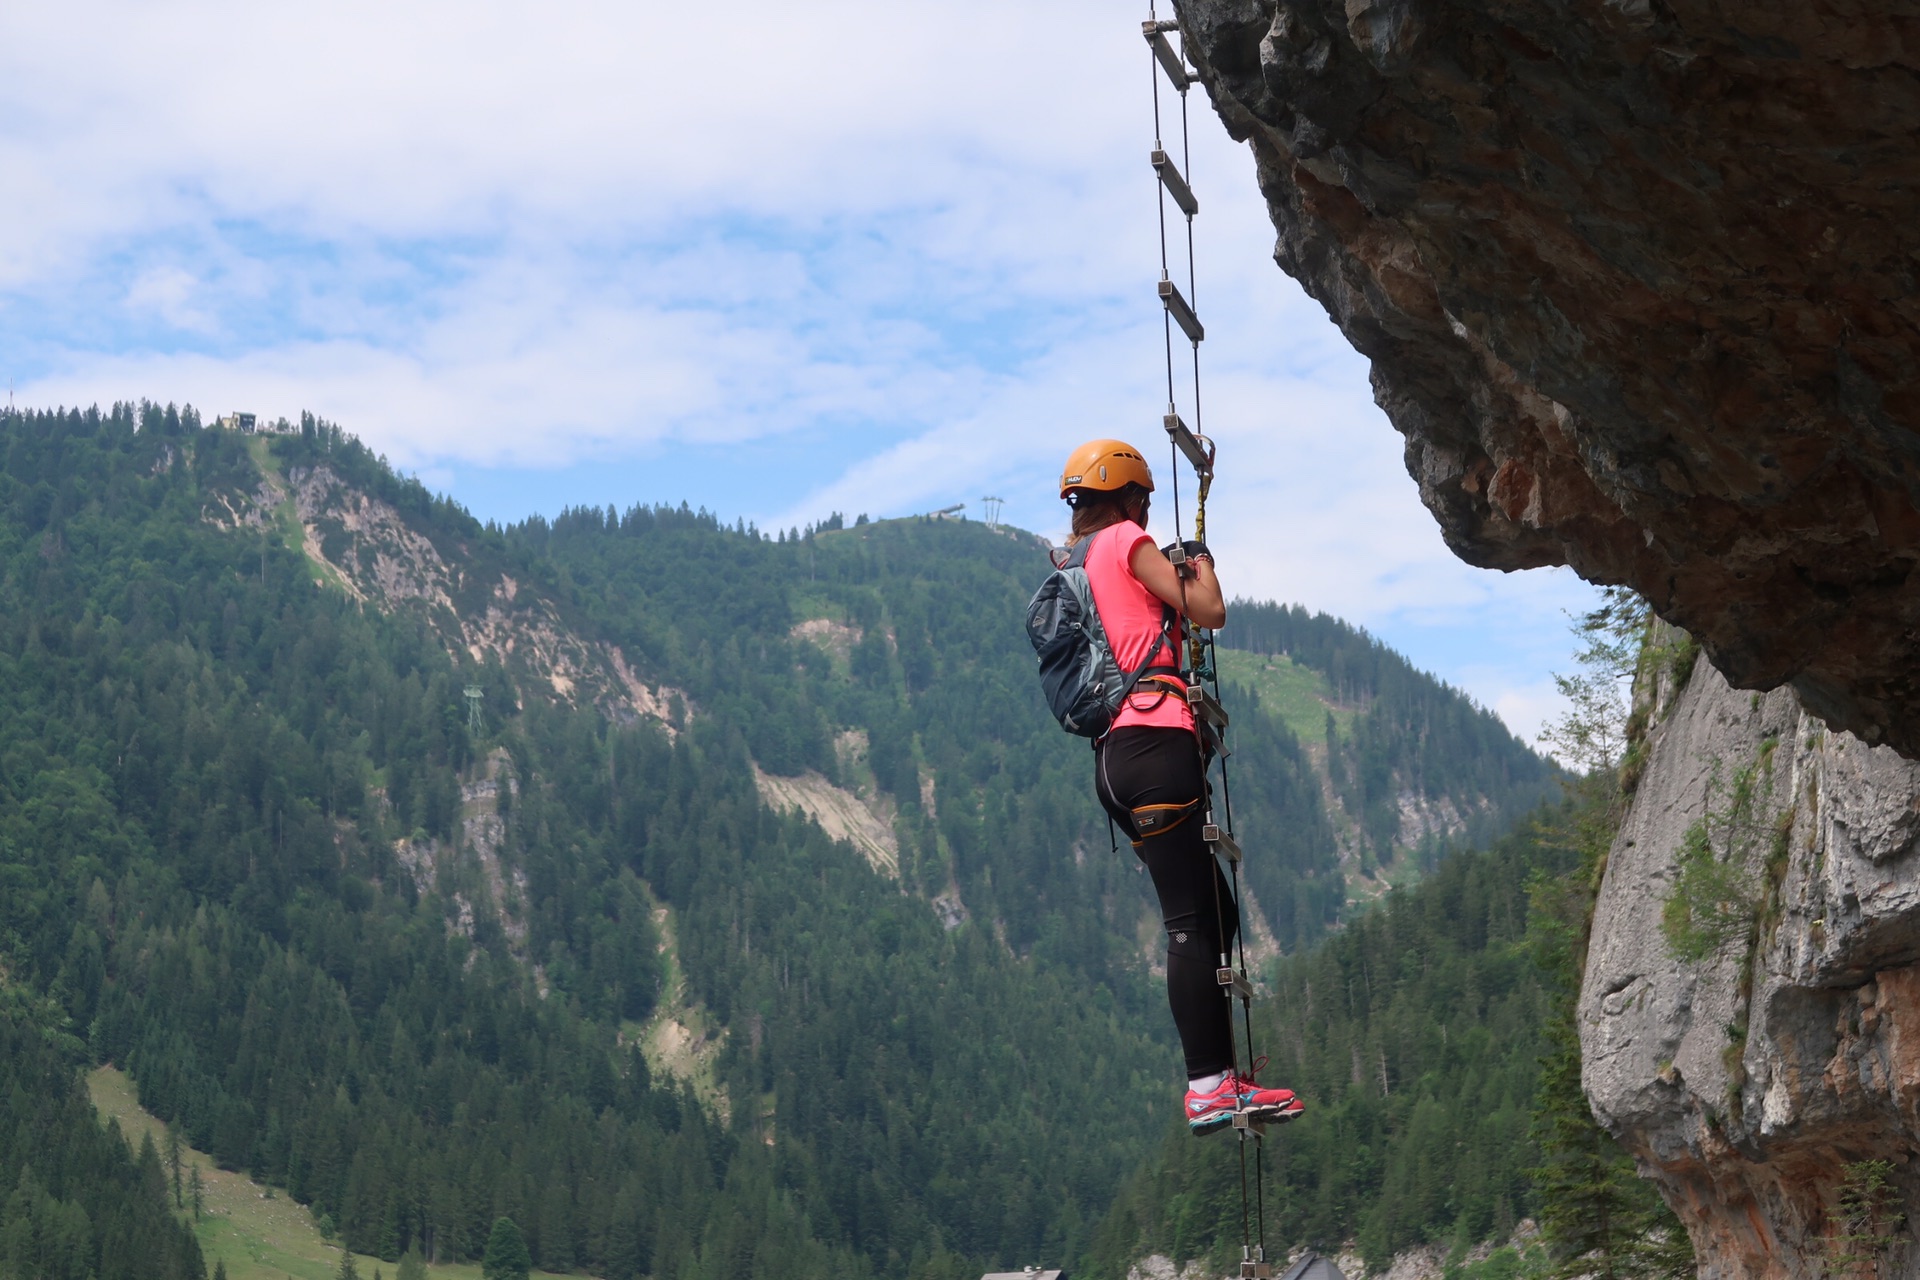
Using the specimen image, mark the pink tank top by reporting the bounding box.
[1084,521,1194,733]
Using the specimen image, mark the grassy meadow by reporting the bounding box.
[87,1067,570,1280]
[1213,648,1355,741]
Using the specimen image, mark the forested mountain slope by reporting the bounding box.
[0,403,1558,1278]
[1217,604,1556,893]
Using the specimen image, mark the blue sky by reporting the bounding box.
[1,0,1601,744]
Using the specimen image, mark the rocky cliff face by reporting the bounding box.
[1176,0,1920,755]
[1579,645,1920,1277]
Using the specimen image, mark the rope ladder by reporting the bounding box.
[1143,10,1292,1277]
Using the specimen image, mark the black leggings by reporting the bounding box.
[1096,725,1240,1079]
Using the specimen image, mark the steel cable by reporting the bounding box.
[1144,7,1274,1274]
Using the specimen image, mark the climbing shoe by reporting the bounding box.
[1184,1061,1304,1135]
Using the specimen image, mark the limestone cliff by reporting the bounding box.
[1175,0,1920,755]
[1579,646,1920,1276]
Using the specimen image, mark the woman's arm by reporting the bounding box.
[1129,539,1226,630]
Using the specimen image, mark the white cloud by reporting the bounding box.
[124,266,218,333]
[0,1,1148,276]
[1490,681,1571,757]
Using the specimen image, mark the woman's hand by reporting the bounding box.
[1130,538,1226,629]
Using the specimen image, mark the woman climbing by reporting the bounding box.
[1053,439,1302,1135]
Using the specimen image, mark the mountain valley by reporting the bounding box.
[0,404,1574,1280]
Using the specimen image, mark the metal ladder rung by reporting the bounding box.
[1142,26,1196,90]
[1233,1103,1301,1138]
[1151,149,1198,218]
[1239,1256,1274,1276]
[1203,822,1242,863]
[1217,965,1253,1000]
[1163,412,1212,478]
[1187,684,1228,728]
[1158,278,1204,343]
[1198,717,1230,759]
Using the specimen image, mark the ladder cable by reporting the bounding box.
[1142,9,1286,1275]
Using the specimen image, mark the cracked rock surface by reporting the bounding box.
[1176,0,1920,755]
[1580,651,1920,1276]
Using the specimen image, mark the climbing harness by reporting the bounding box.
[1144,9,1286,1278]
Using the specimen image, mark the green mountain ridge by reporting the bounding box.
[0,403,1561,1279]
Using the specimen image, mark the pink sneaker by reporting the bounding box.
[1184,1058,1304,1134]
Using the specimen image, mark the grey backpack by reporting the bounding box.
[1026,538,1177,738]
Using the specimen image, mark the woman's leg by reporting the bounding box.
[1096,727,1240,1079]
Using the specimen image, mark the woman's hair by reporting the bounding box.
[1067,483,1148,545]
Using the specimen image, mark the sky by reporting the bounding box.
[0,0,1603,747]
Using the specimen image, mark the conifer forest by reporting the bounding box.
[0,405,1651,1279]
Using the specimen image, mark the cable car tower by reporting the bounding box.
[1143,8,1291,1277]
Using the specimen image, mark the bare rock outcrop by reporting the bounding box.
[750,762,901,878]
[244,461,688,731]
[1579,652,1920,1276]
[1176,0,1920,755]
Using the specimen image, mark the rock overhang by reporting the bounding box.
[1176,0,1920,754]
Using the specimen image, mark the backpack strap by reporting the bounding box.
[1068,531,1183,743]
[1101,603,1182,741]
[1115,603,1180,701]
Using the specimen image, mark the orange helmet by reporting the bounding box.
[1059,439,1154,500]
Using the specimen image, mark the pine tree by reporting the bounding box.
[1527,607,1695,1280]
[137,1131,168,1207]
[483,1216,532,1280]
[213,1261,228,1280]
[1531,1009,1654,1278]
[165,1124,184,1208]
[397,1248,428,1280]
[336,1248,362,1280]
[1531,1009,1693,1278]
[190,1165,205,1220]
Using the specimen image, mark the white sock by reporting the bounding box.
[1189,1070,1229,1093]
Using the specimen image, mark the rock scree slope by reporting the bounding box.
[1176,0,1920,755]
